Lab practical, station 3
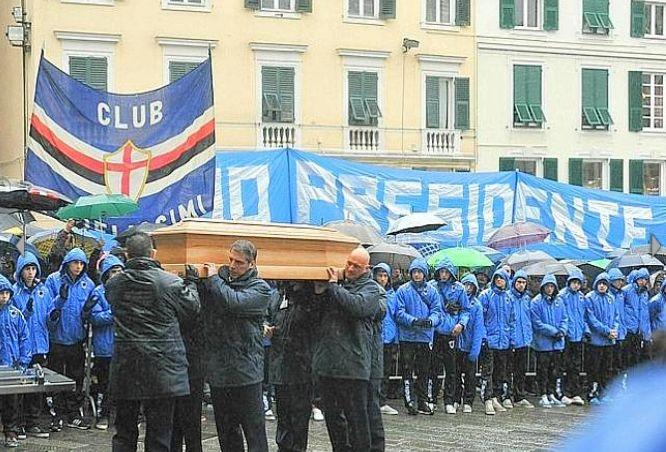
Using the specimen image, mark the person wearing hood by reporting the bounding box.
[12,252,53,438]
[456,274,485,413]
[478,268,514,415]
[559,269,588,407]
[508,270,534,409]
[395,258,442,416]
[649,279,666,335]
[0,274,31,447]
[44,247,95,431]
[428,257,469,414]
[608,268,628,377]
[622,267,652,368]
[530,274,568,408]
[82,255,124,431]
[585,273,619,403]
[373,263,399,416]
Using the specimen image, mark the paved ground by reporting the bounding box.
[16,399,593,451]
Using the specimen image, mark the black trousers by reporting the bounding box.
[274,383,312,452]
[399,341,430,406]
[171,376,204,452]
[380,344,399,405]
[93,356,111,418]
[430,334,457,404]
[211,383,268,452]
[510,347,529,401]
[1,395,19,433]
[536,351,561,396]
[23,354,48,427]
[611,341,624,376]
[49,342,85,419]
[587,345,614,399]
[492,348,512,400]
[624,332,646,369]
[367,379,385,452]
[113,397,175,452]
[562,342,584,398]
[319,377,370,452]
[479,345,493,401]
[454,351,477,406]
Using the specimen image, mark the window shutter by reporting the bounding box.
[68,57,89,85]
[349,71,368,125]
[499,157,516,172]
[629,159,645,194]
[169,61,199,83]
[543,158,558,181]
[514,66,527,105]
[277,67,295,123]
[363,72,379,125]
[70,56,107,91]
[582,69,595,124]
[596,69,608,109]
[245,0,260,9]
[499,0,515,29]
[262,66,279,121]
[569,158,583,186]
[527,66,543,121]
[543,0,559,30]
[628,71,644,131]
[296,0,312,12]
[456,0,471,26]
[379,0,396,19]
[610,159,624,192]
[425,76,440,129]
[631,1,645,37]
[454,77,470,130]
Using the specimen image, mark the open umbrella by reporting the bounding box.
[487,221,550,250]
[502,250,556,271]
[607,253,665,275]
[57,194,138,220]
[427,247,494,269]
[522,261,580,277]
[0,177,72,212]
[470,245,506,263]
[386,213,447,235]
[368,242,421,270]
[323,220,383,247]
[577,258,612,282]
[27,227,114,259]
[394,233,440,258]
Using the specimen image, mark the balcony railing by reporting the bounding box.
[422,128,460,154]
[345,126,382,152]
[258,123,298,149]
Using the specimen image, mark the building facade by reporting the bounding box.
[0,0,478,180]
[477,0,666,195]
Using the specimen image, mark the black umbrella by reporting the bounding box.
[0,177,72,212]
[607,253,665,275]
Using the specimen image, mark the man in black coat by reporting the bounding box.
[313,247,385,452]
[202,240,271,452]
[105,232,200,452]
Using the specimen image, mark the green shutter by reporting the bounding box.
[544,158,558,181]
[296,0,312,12]
[500,0,515,29]
[245,0,260,9]
[514,65,533,123]
[456,0,471,26]
[362,72,380,125]
[68,57,88,85]
[499,157,516,172]
[569,158,583,186]
[69,56,107,91]
[583,68,607,127]
[629,159,645,194]
[425,76,440,128]
[527,66,544,123]
[454,77,470,130]
[610,159,624,192]
[543,0,559,30]
[277,67,295,122]
[262,66,280,121]
[631,1,645,37]
[169,61,199,83]
[629,71,644,131]
[349,71,379,125]
[379,0,396,19]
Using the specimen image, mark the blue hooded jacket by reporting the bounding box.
[431,257,470,336]
[649,279,666,333]
[373,263,398,345]
[0,275,31,368]
[585,273,620,347]
[509,270,533,349]
[45,248,95,345]
[530,274,568,352]
[459,274,485,361]
[479,269,514,350]
[608,268,627,341]
[395,259,442,343]
[11,252,54,355]
[559,269,589,343]
[622,267,651,340]
[89,255,124,358]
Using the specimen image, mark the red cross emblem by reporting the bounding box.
[103,141,151,201]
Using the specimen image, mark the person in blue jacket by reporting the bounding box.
[12,252,53,438]
[45,247,95,430]
[428,257,469,414]
[585,272,619,403]
[372,263,400,416]
[622,267,651,368]
[0,274,31,447]
[559,269,588,407]
[478,268,513,415]
[83,255,124,430]
[395,258,442,416]
[530,274,568,408]
[456,273,485,414]
[508,270,534,409]
[608,268,627,377]
[649,279,666,334]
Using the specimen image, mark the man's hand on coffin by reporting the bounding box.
[185,265,199,285]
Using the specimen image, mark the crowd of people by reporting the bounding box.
[0,223,664,451]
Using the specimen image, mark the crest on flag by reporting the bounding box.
[103,141,151,201]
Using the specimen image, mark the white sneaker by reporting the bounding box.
[571,396,585,406]
[516,399,534,408]
[312,407,324,421]
[560,396,574,406]
[445,404,456,414]
[492,397,507,412]
[502,399,514,409]
[380,405,399,415]
[264,409,276,421]
[463,404,473,413]
[539,395,552,408]
[484,400,495,415]
[549,394,565,408]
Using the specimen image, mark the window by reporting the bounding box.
[69,56,108,91]
[513,65,545,127]
[425,76,451,129]
[516,159,537,175]
[349,0,379,18]
[262,67,295,123]
[643,73,665,130]
[645,3,665,36]
[348,71,381,126]
[261,0,294,11]
[168,61,200,83]
[500,0,558,30]
[583,0,613,34]
[167,0,204,5]
[582,69,612,130]
[645,162,662,195]
[425,0,453,24]
[582,161,604,189]
[515,0,540,28]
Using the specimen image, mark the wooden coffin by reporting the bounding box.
[151,218,360,280]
